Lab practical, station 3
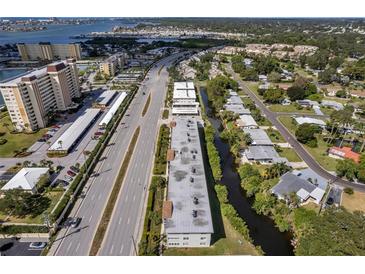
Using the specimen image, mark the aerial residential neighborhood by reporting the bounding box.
[0,3,365,273]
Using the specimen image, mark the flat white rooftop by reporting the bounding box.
[165,117,213,234]
[49,108,101,152]
[173,81,196,100]
[95,90,116,106]
[99,92,127,127]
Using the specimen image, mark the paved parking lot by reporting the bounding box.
[0,238,44,256]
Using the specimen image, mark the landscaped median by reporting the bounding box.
[142,93,151,117]
[89,126,140,256]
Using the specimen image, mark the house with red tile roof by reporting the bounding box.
[328,146,360,163]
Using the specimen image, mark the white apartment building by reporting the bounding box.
[0,59,80,131]
[17,43,82,61]
[164,117,213,248]
[172,82,199,115]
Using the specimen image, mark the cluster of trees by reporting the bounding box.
[336,154,365,182]
[295,207,365,255]
[238,163,294,232]
[214,184,253,243]
[263,87,285,104]
[232,54,282,82]
[189,52,214,81]
[206,75,238,111]
[286,76,317,101]
[0,189,51,218]
[343,58,365,81]
[220,121,252,157]
[204,124,222,182]
[295,123,322,147]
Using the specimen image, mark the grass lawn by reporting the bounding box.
[302,202,321,214]
[245,82,262,99]
[269,104,314,114]
[278,116,297,134]
[277,147,302,162]
[163,215,259,256]
[341,191,365,213]
[278,116,337,171]
[0,115,47,157]
[320,107,334,116]
[265,128,286,143]
[304,137,337,171]
[0,190,64,224]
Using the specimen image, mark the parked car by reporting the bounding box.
[29,242,46,249]
[64,175,73,182]
[70,217,82,228]
[70,166,80,173]
[67,170,76,177]
[94,131,103,136]
[38,138,46,142]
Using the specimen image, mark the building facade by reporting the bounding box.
[0,59,80,131]
[17,43,82,61]
[99,54,124,77]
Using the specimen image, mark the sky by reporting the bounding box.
[1,0,365,17]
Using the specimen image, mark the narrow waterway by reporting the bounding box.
[200,87,294,256]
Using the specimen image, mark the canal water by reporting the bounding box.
[200,87,294,256]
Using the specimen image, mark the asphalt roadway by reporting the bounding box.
[50,53,184,256]
[227,64,365,192]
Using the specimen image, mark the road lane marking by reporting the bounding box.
[75,242,80,253]
[110,245,114,255]
[127,217,130,225]
[125,195,129,202]
[118,217,122,225]
[66,242,73,252]
[89,215,93,223]
[120,244,124,254]
[133,195,136,201]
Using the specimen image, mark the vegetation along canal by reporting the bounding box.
[200,87,294,256]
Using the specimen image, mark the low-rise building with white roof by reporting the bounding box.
[99,92,127,128]
[172,82,199,115]
[294,116,326,128]
[48,108,101,154]
[1,168,49,194]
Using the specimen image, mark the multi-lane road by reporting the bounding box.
[227,64,365,192]
[49,53,184,256]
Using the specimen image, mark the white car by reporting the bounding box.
[29,242,46,249]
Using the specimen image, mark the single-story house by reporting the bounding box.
[236,115,258,129]
[271,168,328,204]
[321,100,344,111]
[243,128,273,146]
[294,116,326,128]
[244,145,288,164]
[1,168,49,194]
[350,90,365,99]
[328,146,360,163]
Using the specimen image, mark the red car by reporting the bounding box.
[67,170,76,177]
[94,131,103,136]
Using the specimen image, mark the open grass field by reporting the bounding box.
[0,190,64,224]
[304,137,337,171]
[278,116,337,171]
[0,115,47,157]
[277,147,302,162]
[341,191,365,213]
[269,104,314,114]
[265,128,286,143]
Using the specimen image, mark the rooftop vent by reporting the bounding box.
[193,197,199,205]
[192,210,198,218]
[187,132,190,137]
[191,167,196,173]
[188,138,191,142]
[190,177,194,183]
[192,154,196,160]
